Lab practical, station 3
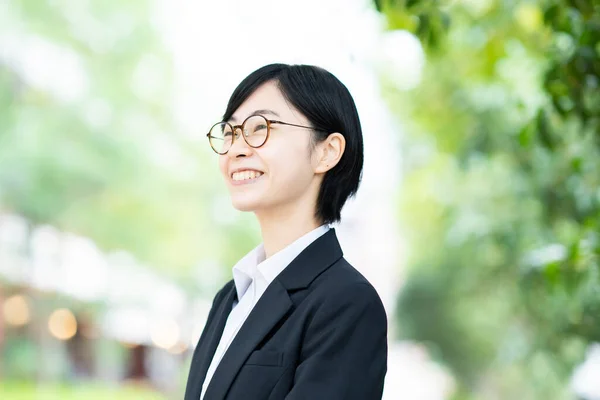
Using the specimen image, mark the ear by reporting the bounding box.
[314,133,346,174]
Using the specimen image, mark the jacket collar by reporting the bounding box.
[198,228,343,399]
[276,228,343,290]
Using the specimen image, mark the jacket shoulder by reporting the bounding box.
[210,279,234,305]
[324,257,376,287]
[311,258,385,310]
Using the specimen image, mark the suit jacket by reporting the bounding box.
[184,229,388,400]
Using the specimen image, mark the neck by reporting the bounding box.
[256,205,322,259]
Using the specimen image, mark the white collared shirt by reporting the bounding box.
[200,224,330,399]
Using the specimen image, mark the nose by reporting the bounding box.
[227,127,251,158]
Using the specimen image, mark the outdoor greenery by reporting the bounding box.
[0,0,258,288]
[2,0,598,397]
[375,0,599,397]
[0,381,166,400]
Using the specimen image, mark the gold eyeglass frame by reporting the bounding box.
[207,114,325,155]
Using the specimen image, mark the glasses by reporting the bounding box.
[207,114,323,155]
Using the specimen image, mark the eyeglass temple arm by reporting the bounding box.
[269,120,328,133]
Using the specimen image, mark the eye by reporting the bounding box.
[254,124,268,132]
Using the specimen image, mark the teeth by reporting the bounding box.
[232,170,263,181]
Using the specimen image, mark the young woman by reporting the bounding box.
[185,64,388,400]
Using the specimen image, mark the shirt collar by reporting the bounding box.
[231,225,330,300]
[232,245,265,300]
[258,225,330,283]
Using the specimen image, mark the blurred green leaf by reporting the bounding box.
[375,0,600,396]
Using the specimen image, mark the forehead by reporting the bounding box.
[229,81,299,123]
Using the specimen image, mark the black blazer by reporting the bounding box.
[184,229,388,400]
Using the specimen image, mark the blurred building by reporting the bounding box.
[0,212,204,396]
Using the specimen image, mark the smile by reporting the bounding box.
[231,170,264,184]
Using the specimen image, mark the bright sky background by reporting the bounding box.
[155,0,424,133]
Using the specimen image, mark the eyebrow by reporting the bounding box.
[229,109,280,123]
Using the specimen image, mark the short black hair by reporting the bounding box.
[222,63,364,225]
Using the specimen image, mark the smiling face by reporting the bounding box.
[218,81,323,220]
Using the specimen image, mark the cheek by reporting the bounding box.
[218,156,228,178]
[268,144,313,184]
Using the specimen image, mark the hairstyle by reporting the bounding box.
[222,63,364,225]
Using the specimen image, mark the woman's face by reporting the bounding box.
[218,81,321,218]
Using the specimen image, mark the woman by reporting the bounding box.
[185,64,387,400]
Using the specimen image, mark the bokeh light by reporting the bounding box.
[48,308,78,340]
[150,318,180,350]
[168,342,189,355]
[3,294,31,327]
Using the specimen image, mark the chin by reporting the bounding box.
[230,196,261,212]
[231,202,257,212]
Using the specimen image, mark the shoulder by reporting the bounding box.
[211,279,235,305]
[309,258,387,322]
[317,257,380,297]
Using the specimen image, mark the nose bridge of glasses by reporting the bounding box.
[227,124,251,153]
[232,124,247,138]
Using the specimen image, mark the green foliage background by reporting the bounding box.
[0,0,259,290]
[375,0,599,397]
[2,0,599,397]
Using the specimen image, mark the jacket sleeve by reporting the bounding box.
[285,283,388,400]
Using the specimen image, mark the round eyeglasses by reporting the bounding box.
[207,114,324,155]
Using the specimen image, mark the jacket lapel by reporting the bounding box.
[277,228,343,291]
[185,284,236,400]
[203,280,292,399]
[202,229,343,399]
